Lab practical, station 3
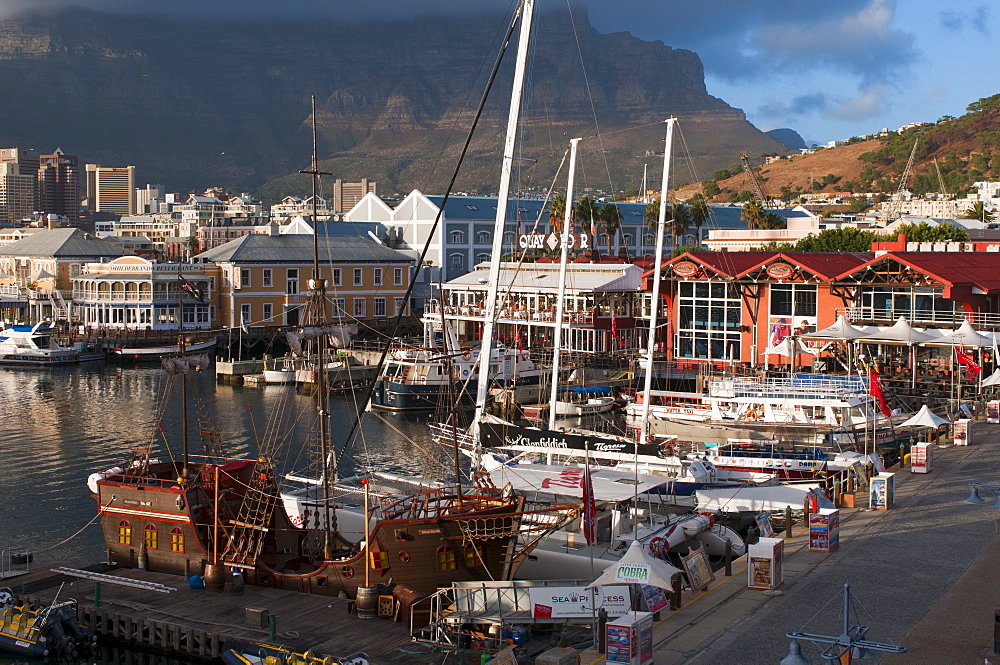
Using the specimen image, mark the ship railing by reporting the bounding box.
[711,374,867,400]
[0,549,31,579]
[410,578,595,646]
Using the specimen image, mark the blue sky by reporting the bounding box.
[5,0,994,146]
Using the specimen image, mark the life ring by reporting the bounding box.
[745,408,762,422]
[699,512,716,529]
[648,537,666,557]
[461,351,472,361]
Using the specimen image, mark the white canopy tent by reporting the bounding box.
[899,404,950,428]
[586,539,682,590]
[858,316,937,344]
[800,314,872,341]
[765,337,819,357]
[924,320,992,348]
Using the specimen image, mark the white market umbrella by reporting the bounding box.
[586,540,682,590]
[860,316,936,344]
[31,268,54,281]
[925,320,992,348]
[899,404,950,429]
[800,314,871,341]
[982,369,1000,387]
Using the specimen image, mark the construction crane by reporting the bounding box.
[933,158,949,196]
[882,139,919,222]
[739,151,777,207]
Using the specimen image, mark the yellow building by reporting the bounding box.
[193,222,415,330]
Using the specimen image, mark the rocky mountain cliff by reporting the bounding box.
[0,7,785,199]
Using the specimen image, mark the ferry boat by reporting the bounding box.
[0,323,78,366]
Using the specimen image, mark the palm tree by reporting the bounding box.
[574,196,599,236]
[598,203,623,255]
[741,198,767,230]
[668,203,691,247]
[689,198,711,247]
[964,200,995,223]
[549,194,567,233]
[761,212,787,230]
[645,199,660,230]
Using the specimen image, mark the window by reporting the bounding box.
[374,297,386,317]
[286,269,299,295]
[393,267,403,286]
[240,268,251,288]
[464,543,484,567]
[144,524,157,550]
[332,268,342,287]
[622,234,634,246]
[170,527,184,553]
[398,551,410,563]
[118,520,131,545]
[332,298,346,318]
[643,233,655,246]
[449,254,465,271]
[369,547,389,574]
[241,304,251,328]
[476,253,490,265]
[450,230,465,243]
[263,303,273,322]
[677,280,742,361]
[394,297,406,316]
[855,285,954,323]
[464,204,478,211]
[354,298,366,317]
[262,269,272,288]
[436,545,456,571]
[353,268,363,286]
[476,230,491,244]
[374,268,383,286]
[770,284,817,318]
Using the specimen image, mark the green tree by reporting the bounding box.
[689,198,711,245]
[574,196,599,234]
[760,212,787,230]
[847,196,869,213]
[794,227,882,252]
[895,222,971,241]
[740,198,767,230]
[757,240,797,252]
[702,180,721,197]
[667,203,692,246]
[549,195,567,233]
[597,203,623,255]
[963,201,995,223]
[645,199,660,229]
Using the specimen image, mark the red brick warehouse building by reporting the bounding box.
[656,250,1000,369]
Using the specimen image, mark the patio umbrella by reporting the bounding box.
[30,268,54,281]
[859,316,936,344]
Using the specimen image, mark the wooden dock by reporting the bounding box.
[11,566,440,664]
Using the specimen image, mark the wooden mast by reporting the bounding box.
[299,95,334,558]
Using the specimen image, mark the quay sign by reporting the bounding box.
[518,233,591,251]
[529,585,630,619]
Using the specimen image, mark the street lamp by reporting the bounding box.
[780,583,906,664]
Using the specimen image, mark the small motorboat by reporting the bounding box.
[0,588,95,658]
[221,640,369,665]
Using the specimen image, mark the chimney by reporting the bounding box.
[47,214,58,230]
[268,221,280,236]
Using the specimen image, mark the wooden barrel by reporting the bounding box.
[355,586,378,619]
[203,563,225,594]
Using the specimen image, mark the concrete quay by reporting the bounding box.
[582,424,1000,664]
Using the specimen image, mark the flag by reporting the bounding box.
[179,277,204,302]
[590,210,597,238]
[868,367,891,418]
[581,453,597,545]
[611,315,619,340]
[956,346,982,380]
[240,313,249,334]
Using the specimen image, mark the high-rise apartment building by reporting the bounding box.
[0,147,39,211]
[85,164,136,215]
[0,162,36,224]
[38,148,81,219]
[135,184,165,214]
[332,178,377,213]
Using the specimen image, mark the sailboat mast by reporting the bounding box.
[300,95,335,556]
[472,0,535,459]
[178,261,190,482]
[638,118,677,446]
[547,137,580,431]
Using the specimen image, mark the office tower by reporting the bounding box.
[0,162,35,224]
[38,148,81,219]
[85,164,136,215]
[0,147,40,211]
[332,178,377,213]
[135,184,166,214]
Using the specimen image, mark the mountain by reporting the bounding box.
[0,7,786,199]
[765,128,807,151]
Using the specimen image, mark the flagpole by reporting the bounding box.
[585,443,595,580]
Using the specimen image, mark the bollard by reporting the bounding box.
[268,613,277,642]
[724,540,732,577]
[597,608,608,654]
[670,574,682,611]
[94,581,101,608]
[785,506,793,539]
[995,609,1000,654]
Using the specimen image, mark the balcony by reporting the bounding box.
[840,306,1000,329]
[424,301,595,325]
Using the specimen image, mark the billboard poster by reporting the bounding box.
[681,547,715,592]
[755,512,774,539]
[640,584,669,613]
[529,586,630,619]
